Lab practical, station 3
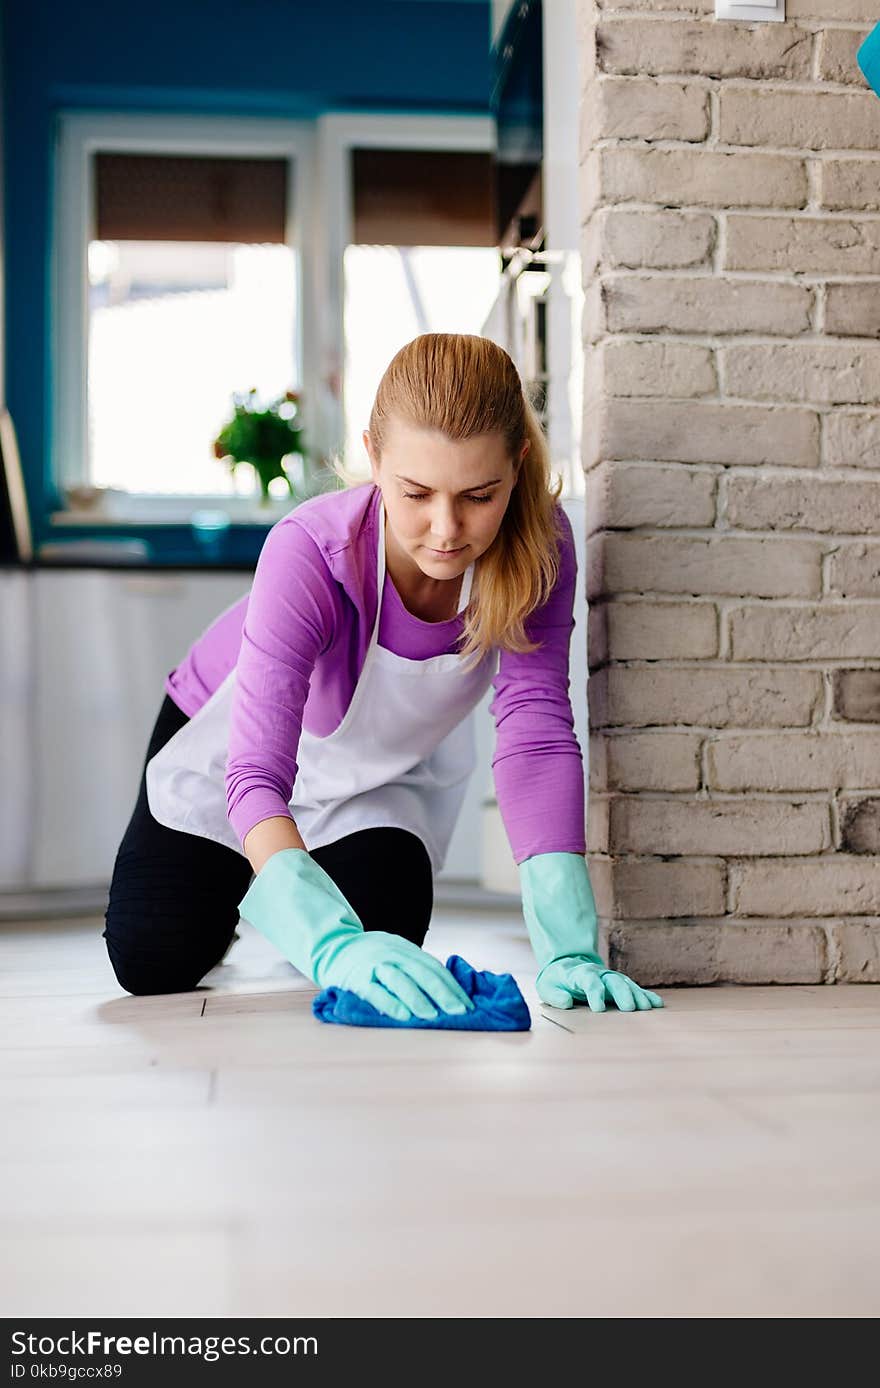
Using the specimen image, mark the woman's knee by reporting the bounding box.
[103,832,248,995]
[102,908,237,996]
[103,929,209,995]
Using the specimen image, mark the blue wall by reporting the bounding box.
[2,0,491,561]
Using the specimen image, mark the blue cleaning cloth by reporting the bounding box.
[312,953,531,1030]
[858,23,880,98]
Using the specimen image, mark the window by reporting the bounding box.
[53,114,313,520]
[88,153,295,497]
[342,148,500,471]
[54,114,585,533]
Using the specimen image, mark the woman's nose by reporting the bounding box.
[429,507,462,539]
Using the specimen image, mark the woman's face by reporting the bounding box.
[365,416,526,582]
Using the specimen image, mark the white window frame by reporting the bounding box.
[542,0,585,499]
[313,112,496,467]
[52,112,316,524]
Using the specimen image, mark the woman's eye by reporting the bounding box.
[402,492,493,504]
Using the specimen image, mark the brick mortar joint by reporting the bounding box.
[592,850,736,860]
[717,75,873,95]
[592,136,880,156]
[714,208,726,274]
[592,269,880,288]
[594,13,866,29]
[587,585,725,595]
[581,212,880,240]
[717,335,880,347]
[599,76,875,98]
[715,470,731,537]
[811,26,823,84]
[830,790,844,853]
[593,517,880,534]
[592,327,880,350]
[822,669,839,728]
[602,331,832,345]
[591,664,859,679]
[805,158,822,212]
[589,72,832,90]
[596,725,880,739]
[823,921,844,982]
[580,203,880,223]
[715,459,880,479]
[594,394,868,415]
[720,394,880,410]
[587,786,855,801]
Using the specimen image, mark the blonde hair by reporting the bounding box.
[332,333,564,670]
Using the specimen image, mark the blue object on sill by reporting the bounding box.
[37,538,151,564]
[190,508,232,561]
[858,23,880,97]
[312,954,532,1031]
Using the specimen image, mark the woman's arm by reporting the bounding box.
[243,814,308,875]
[491,510,661,1012]
[225,517,339,852]
[489,505,587,863]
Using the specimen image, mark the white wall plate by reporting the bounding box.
[716,0,785,22]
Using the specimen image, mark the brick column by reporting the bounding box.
[579,1,880,984]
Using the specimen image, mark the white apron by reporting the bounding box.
[145,500,499,874]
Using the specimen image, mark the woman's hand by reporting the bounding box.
[536,957,662,1012]
[239,848,474,1022]
[518,851,664,1015]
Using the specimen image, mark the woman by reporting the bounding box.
[103,334,662,1020]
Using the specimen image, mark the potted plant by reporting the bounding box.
[213,388,308,504]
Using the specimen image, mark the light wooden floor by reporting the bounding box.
[2,906,879,1319]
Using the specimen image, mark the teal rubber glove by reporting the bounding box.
[858,23,880,99]
[519,851,663,1012]
[238,847,475,1023]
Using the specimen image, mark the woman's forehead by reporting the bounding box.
[381,416,510,459]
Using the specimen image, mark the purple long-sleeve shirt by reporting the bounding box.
[165,482,586,865]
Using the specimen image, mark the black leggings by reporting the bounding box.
[103,695,434,996]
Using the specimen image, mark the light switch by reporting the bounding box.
[716,0,785,21]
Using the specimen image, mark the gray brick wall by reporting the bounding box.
[579,2,880,985]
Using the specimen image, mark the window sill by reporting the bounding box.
[50,494,296,528]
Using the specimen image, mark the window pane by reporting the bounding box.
[87,240,297,495]
[94,153,288,244]
[342,245,500,472]
[352,150,494,246]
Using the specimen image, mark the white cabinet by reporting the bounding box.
[0,569,248,890]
